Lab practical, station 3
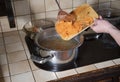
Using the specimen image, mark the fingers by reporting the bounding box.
[92,15,102,27]
[91,18,97,27]
[99,15,103,19]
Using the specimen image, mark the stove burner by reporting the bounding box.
[25,33,120,72]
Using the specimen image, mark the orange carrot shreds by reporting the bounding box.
[55,16,94,40]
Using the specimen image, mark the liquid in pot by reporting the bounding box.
[38,36,79,51]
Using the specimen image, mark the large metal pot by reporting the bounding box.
[32,28,84,64]
[23,19,84,64]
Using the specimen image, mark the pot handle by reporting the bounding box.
[31,54,54,64]
[84,33,103,41]
[22,26,38,39]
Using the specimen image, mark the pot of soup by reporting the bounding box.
[32,27,84,64]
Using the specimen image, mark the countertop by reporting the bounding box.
[0,30,120,82]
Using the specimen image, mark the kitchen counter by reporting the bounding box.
[49,65,120,82]
[0,30,120,82]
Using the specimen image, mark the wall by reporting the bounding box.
[0,0,120,32]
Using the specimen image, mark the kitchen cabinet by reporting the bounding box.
[48,65,120,82]
[96,78,112,82]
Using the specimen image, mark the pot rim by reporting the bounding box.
[34,28,84,51]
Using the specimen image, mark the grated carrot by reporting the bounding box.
[55,16,93,40]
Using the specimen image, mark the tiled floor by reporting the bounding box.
[0,30,120,82]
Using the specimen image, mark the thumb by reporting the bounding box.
[99,15,103,20]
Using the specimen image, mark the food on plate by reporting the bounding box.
[55,4,98,40]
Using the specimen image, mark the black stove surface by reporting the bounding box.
[25,33,120,72]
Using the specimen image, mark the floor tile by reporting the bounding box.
[0,54,7,65]
[56,69,77,78]
[4,35,21,44]
[7,50,27,63]
[113,58,120,65]
[11,72,35,82]
[0,76,11,82]
[76,65,97,74]
[33,69,57,82]
[0,64,9,77]
[94,60,115,69]
[29,59,39,70]
[5,42,24,53]
[9,60,31,75]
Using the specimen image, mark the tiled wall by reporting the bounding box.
[0,0,120,32]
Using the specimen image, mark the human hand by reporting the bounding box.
[90,16,114,33]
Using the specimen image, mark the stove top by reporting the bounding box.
[25,33,120,72]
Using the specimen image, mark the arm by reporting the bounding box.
[108,26,120,46]
[90,18,120,46]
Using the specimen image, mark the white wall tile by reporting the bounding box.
[76,65,97,73]
[0,76,11,82]
[9,60,31,75]
[110,0,119,1]
[30,0,45,14]
[0,33,2,38]
[11,72,35,82]
[0,64,9,77]
[19,30,26,42]
[3,31,18,37]
[63,8,73,13]
[0,16,17,32]
[73,0,86,7]
[14,0,30,16]
[29,59,39,70]
[87,0,98,4]
[60,0,73,9]
[7,50,27,63]
[0,54,7,65]
[5,42,24,53]
[94,60,115,69]
[45,0,59,11]
[111,1,120,9]
[46,11,58,19]
[113,58,120,65]
[0,0,116,33]
[24,49,31,59]
[99,0,110,3]
[0,37,4,46]
[4,35,21,44]
[0,24,2,33]
[0,45,6,55]
[31,13,45,20]
[90,4,99,10]
[56,69,77,78]
[99,2,110,9]
[46,8,72,19]
[16,15,31,30]
[33,69,57,82]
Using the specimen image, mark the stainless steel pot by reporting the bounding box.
[32,28,84,64]
[23,19,84,64]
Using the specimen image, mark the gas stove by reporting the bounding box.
[25,33,120,72]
